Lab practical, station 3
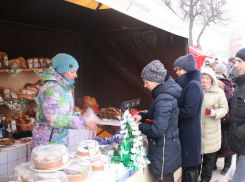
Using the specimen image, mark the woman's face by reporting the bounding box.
[175,68,187,77]
[201,74,212,86]
[143,79,158,91]
[61,69,78,82]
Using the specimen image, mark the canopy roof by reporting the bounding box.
[66,0,189,38]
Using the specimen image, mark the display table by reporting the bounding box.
[0,129,92,175]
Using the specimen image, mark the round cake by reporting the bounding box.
[76,140,100,157]
[63,168,88,182]
[90,154,110,172]
[14,162,34,182]
[62,158,92,182]
[30,144,70,170]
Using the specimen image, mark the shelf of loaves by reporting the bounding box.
[0,69,34,72]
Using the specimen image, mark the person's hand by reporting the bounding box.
[209,109,216,117]
[133,115,142,125]
[84,115,98,130]
[83,107,101,130]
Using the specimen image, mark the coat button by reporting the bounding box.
[173,139,175,142]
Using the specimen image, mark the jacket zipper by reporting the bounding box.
[161,134,165,180]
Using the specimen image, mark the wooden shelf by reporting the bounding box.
[0,69,33,72]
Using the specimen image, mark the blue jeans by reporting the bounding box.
[232,154,245,182]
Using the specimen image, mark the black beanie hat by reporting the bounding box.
[236,48,245,61]
[174,54,197,72]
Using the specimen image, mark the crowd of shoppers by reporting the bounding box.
[136,47,245,182]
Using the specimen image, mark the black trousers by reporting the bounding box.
[200,152,217,181]
[152,173,174,182]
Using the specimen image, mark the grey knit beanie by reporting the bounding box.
[214,63,227,74]
[236,48,245,61]
[174,54,197,72]
[141,60,167,83]
[228,57,236,64]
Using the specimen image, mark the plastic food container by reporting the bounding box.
[14,162,35,182]
[27,171,68,182]
[89,154,110,173]
[30,144,70,171]
[76,140,100,158]
[0,174,22,182]
[62,158,92,182]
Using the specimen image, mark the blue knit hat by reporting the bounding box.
[174,54,197,72]
[52,53,79,74]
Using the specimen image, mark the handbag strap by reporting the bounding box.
[49,128,54,142]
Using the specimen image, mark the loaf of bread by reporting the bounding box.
[0,52,8,69]
[0,87,18,101]
[17,89,35,100]
[44,58,52,67]
[18,57,28,69]
[79,96,97,109]
[24,83,39,93]
[33,58,40,68]
[27,58,33,69]
[9,58,21,69]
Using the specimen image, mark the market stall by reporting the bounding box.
[189,46,213,70]
[0,0,187,181]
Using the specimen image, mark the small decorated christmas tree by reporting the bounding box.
[111,110,150,171]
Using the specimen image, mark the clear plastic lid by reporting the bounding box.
[76,140,100,157]
[62,158,92,182]
[14,162,35,182]
[30,144,70,171]
[0,174,22,182]
[27,171,68,182]
[89,154,110,172]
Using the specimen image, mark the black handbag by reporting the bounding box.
[221,129,229,149]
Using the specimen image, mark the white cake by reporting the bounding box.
[76,140,100,157]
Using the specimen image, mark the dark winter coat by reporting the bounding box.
[139,76,182,175]
[230,74,245,155]
[175,69,204,167]
[216,76,235,157]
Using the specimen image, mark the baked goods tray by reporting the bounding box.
[98,119,122,126]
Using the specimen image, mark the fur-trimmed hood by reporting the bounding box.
[175,69,202,88]
[201,68,219,93]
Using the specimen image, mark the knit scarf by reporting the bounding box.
[203,84,212,93]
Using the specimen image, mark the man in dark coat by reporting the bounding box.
[174,54,204,182]
[134,60,182,182]
[229,47,245,182]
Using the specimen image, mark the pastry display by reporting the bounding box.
[62,158,92,182]
[89,154,110,172]
[27,171,68,182]
[76,140,100,157]
[77,96,98,113]
[98,107,122,120]
[14,162,34,182]
[30,144,70,171]
[0,174,21,182]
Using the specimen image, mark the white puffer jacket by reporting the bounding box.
[201,68,228,154]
